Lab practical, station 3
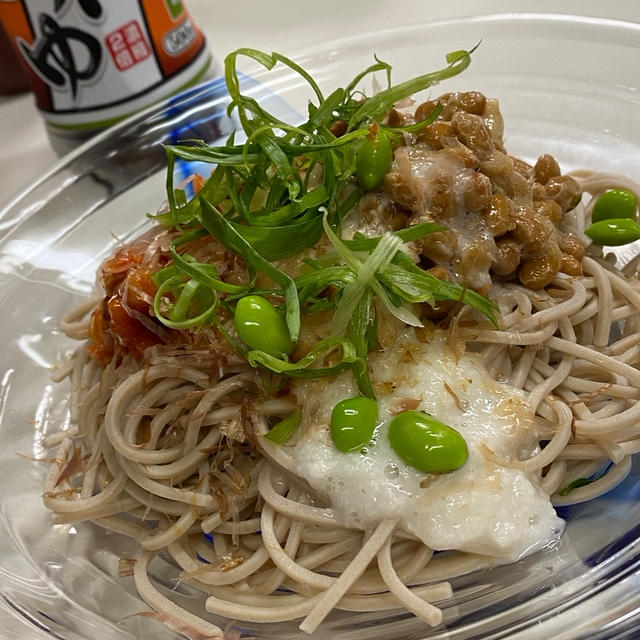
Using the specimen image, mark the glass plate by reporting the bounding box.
[2,13,640,640]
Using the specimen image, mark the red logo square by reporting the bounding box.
[105,20,151,71]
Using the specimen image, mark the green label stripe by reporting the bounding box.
[165,0,184,19]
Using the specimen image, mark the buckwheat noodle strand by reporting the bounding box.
[42,169,640,635]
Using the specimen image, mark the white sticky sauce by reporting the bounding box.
[289,326,564,562]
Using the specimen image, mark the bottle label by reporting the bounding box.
[0,0,211,129]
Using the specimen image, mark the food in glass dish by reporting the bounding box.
[45,48,640,637]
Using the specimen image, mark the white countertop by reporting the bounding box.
[0,0,638,211]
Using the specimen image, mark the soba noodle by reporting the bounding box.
[42,167,640,638]
[41,52,640,637]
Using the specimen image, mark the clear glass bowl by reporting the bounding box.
[2,13,640,640]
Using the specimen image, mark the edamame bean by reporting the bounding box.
[592,189,638,223]
[355,125,393,192]
[387,410,468,473]
[331,396,378,453]
[585,218,640,246]
[234,295,293,358]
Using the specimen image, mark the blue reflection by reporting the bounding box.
[167,72,302,198]
[557,457,640,567]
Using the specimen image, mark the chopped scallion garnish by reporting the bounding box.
[147,46,498,399]
[264,409,303,444]
[558,477,594,496]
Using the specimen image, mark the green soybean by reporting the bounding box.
[355,127,393,192]
[234,295,293,358]
[388,410,468,473]
[331,396,378,452]
[592,189,638,223]
[585,218,640,246]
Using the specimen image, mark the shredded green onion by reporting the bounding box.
[248,337,356,378]
[153,276,218,329]
[264,409,303,444]
[558,477,594,496]
[143,46,500,400]
[196,198,301,343]
[332,231,401,336]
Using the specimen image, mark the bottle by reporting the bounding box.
[0,0,213,154]
[0,21,29,94]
